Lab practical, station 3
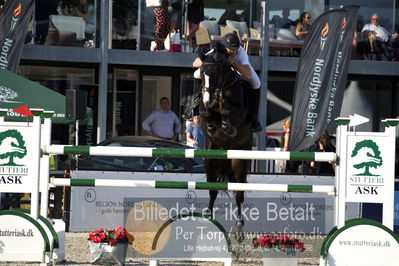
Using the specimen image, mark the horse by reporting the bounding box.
[198,43,252,241]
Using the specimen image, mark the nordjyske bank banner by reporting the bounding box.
[69,171,359,234]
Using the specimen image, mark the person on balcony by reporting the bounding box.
[185,0,204,47]
[146,0,170,51]
[73,0,95,35]
[361,13,399,60]
[295,12,311,40]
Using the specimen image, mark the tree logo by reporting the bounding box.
[0,129,27,166]
[351,139,383,176]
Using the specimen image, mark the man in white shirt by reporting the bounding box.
[142,97,182,140]
[361,13,399,60]
[185,33,262,135]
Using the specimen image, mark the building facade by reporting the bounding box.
[15,0,399,157]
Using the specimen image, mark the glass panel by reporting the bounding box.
[112,0,138,49]
[140,75,172,134]
[267,75,397,145]
[267,75,296,136]
[106,69,138,138]
[268,0,399,60]
[18,65,95,145]
[35,0,97,47]
[117,0,262,51]
[180,72,194,142]
[327,1,394,32]
[340,79,392,132]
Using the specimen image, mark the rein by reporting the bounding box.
[202,61,240,94]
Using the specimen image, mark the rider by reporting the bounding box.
[183,33,262,136]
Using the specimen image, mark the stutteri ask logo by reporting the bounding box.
[351,139,383,176]
[0,129,27,166]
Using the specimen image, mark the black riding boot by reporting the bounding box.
[250,89,262,132]
[183,79,202,120]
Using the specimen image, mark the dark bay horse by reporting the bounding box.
[198,44,252,240]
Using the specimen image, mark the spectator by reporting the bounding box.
[34,0,58,45]
[310,131,336,175]
[186,0,204,46]
[190,33,262,135]
[295,12,311,40]
[281,119,290,151]
[218,6,241,25]
[279,119,301,174]
[73,0,95,35]
[279,119,290,170]
[147,0,170,51]
[361,13,399,60]
[170,0,182,32]
[142,97,181,141]
[186,115,205,149]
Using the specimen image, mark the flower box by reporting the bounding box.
[89,241,128,265]
[253,233,304,266]
[88,226,134,265]
[261,248,298,266]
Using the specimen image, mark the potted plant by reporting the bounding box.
[252,233,305,266]
[88,226,134,265]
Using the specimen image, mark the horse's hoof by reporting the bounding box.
[234,231,245,243]
[235,220,245,242]
[236,219,245,227]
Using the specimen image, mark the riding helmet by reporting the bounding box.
[222,33,240,50]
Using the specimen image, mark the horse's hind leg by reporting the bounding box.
[232,160,248,242]
[205,190,217,218]
[235,191,245,242]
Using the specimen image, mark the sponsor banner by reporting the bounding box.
[0,212,47,261]
[346,135,394,203]
[0,0,34,73]
[0,125,38,192]
[289,9,351,152]
[122,197,325,234]
[70,172,360,234]
[325,220,399,265]
[325,6,359,134]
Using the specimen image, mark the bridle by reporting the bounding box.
[201,57,240,105]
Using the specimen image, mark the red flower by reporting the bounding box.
[253,234,306,253]
[88,226,134,246]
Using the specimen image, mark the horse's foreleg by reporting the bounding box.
[220,97,237,138]
[199,106,217,137]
